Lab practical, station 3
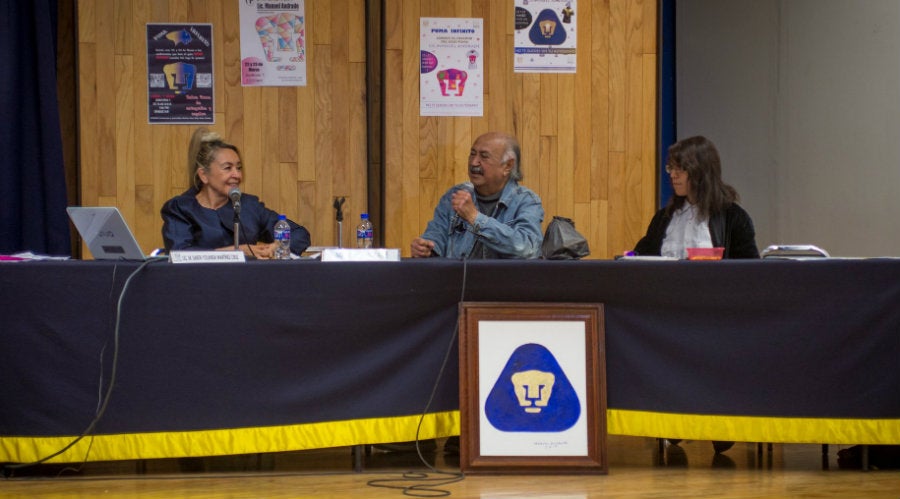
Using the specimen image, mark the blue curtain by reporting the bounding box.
[658,0,677,207]
[0,0,71,255]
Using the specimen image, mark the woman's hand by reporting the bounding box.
[217,242,278,259]
[244,242,278,259]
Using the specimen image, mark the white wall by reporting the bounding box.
[677,0,900,257]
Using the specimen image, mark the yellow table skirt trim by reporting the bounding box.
[607,409,900,445]
[3,409,898,463]
[0,411,459,464]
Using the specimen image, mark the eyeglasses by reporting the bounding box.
[665,164,686,176]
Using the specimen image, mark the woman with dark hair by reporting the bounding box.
[161,128,311,258]
[633,135,759,259]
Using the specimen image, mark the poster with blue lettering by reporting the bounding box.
[514,0,577,73]
[147,24,214,124]
[420,18,484,117]
[239,0,307,87]
[478,320,588,456]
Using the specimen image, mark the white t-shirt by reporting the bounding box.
[660,203,712,259]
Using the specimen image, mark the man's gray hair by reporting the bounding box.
[500,135,523,181]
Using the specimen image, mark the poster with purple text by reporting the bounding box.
[420,18,484,117]
[514,0,577,73]
[239,0,307,87]
[147,24,214,124]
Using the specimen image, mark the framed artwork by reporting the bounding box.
[458,302,607,474]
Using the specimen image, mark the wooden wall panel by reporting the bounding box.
[77,0,368,253]
[77,0,655,259]
[383,0,658,258]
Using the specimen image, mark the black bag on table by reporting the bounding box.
[541,216,590,260]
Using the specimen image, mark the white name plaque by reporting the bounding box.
[321,248,401,262]
[169,250,247,264]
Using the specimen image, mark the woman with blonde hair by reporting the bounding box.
[161,128,310,258]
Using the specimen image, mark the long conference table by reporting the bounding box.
[1,258,899,463]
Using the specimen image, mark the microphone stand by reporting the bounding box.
[233,202,241,251]
[333,197,345,248]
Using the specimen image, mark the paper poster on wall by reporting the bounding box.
[147,24,214,124]
[514,0,577,73]
[478,320,589,457]
[420,18,484,117]
[239,0,307,87]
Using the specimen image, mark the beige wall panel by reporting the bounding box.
[399,0,421,249]
[134,184,157,251]
[555,75,575,219]
[643,0,658,55]
[572,0,593,206]
[278,88,298,163]
[114,0,132,54]
[590,0,610,202]
[260,87,281,203]
[96,0,116,198]
[114,54,136,218]
[419,177,438,240]
[608,0,628,153]
[167,0,188,22]
[330,59,351,198]
[384,1,402,51]
[298,181,317,242]
[641,54,658,226]
[539,74,558,137]
[186,0,207,21]
[220,4,244,146]
[451,119,472,185]
[540,135,558,220]
[312,45,333,171]
[277,163,298,219]
[434,120,454,195]
[131,2,153,193]
[349,62,369,206]
[311,0,332,44]
[519,73,541,194]
[607,150,627,255]
[592,198,609,258]
[419,118,439,180]
[242,86,263,196]
[383,49,403,246]
[78,44,98,204]
[349,0,366,62]
[78,0,96,43]
[573,201,593,258]
[297,82,317,183]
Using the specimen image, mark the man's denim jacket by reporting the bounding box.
[421,180,544,259]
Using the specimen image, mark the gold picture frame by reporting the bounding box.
[458,302,607,474]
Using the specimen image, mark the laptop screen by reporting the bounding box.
[67,207,147,260]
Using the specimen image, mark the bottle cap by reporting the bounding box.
[278,214,286,220]
[361,213,369,219]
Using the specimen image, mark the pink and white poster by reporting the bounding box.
[239,0,307,87]
[420,18,484,117]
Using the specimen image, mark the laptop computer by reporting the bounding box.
[67,206,149,260]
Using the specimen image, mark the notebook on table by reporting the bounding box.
[67,206,149,260]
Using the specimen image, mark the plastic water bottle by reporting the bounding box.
[356,213,374,248]
[273,215,291,259]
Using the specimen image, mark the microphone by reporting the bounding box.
[229,187,242,213]
[451,214,466,233]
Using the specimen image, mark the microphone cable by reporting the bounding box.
[366,257,469,497]
[238,219,259,259]
[2,257,165,476]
